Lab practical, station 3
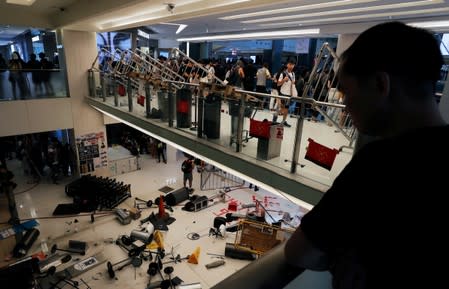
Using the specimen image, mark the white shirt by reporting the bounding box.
[256,67,271,86]
[278,71,295,96]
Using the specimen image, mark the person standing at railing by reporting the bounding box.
[0,53,7,97]
[283,22,448,289]
[276,59,297,127]
[256,62,271,109]
[8,51,28,99]
[27,53,43,96]
[39,52,54,96]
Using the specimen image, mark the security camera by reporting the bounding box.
[166,3,175,12]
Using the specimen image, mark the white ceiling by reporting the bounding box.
[0,0,449,42]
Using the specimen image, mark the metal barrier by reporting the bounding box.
[200,165,245,191]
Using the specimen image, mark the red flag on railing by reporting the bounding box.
[305,138,339,170]
[137,95,145,106]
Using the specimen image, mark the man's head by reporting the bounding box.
[287,59,296,72]
[338,21,443,136]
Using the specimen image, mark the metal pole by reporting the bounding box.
[168,82,174,127]
[127,77,133,112]
[290,98,306,173]
[102,74,107,102]
[88,69,95,97]
[145,82,151,118]
[113,79,118,107]
[236,96,245,152]
[197,88,204,138]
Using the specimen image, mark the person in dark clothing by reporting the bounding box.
[215,22,448,289]
[39,52,54,95]
[156,140,166,163]
[285,21,448,289]
[8,51,28,99]
[243,60,256,91]
[27,53,42,95]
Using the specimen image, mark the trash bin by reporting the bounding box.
[157,90,169,121]
[176,88,192,128]
[249,119,284,160]
[203,93,222,139]
[228,99,253,136]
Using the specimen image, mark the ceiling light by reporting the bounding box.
[408,20,449,28]
[242,0,442,24]
[220,0,377,20]
[99,0,251,30]
[177,28,320,42]
[258,7,449,28]
[160,22,188,34]
[6,0,36,6]
[176,24,188,34]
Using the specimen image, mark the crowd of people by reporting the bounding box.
[0,134,76,184]
[0,51,54,99]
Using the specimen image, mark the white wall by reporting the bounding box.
[0,98,74,137]
[336,33,359,57]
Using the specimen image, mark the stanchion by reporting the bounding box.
[145,82,151,118]
[127,77,133,112]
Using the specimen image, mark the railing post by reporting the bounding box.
[87,69,95,97]
[197,86,204,138]
[236,95,245,152]
[102,74,107,102]
[290,98,306,173]
[168,82,174,127]
[127,77,133,112]
[145,82,151,118]
[113,78,118,107]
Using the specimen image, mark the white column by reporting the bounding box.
[62,29,110,177]
[336,33,359,57]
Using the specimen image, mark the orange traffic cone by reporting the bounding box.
[187,246,201,264]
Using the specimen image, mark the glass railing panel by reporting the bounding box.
[86,72,356,189]
[238,91,294,174]
[0,68,68,100]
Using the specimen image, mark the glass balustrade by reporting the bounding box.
[87,69,356,189]
[0,68,68,100]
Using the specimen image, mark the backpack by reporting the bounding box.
[181,160,193,173]
[226,66,240,86]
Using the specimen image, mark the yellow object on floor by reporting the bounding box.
[147,230,164,250]
[188,246,201,264]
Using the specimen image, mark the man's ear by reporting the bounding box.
[376,71,390,98]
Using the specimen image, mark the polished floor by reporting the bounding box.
[3,149,313,289]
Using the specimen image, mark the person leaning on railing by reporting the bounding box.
[212,21,449,289]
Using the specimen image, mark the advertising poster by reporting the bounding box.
[76,132,107,174]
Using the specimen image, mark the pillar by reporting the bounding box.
[61,29,109,177]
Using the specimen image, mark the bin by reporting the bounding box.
[255,124,284,160]
[203,93,221,139]
[157,90,169,121]
[176,88,192,128]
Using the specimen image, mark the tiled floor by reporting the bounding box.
[3,150,309,289]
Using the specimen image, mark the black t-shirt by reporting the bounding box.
[300,125,449,289]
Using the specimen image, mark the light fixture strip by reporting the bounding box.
[258,7,449,28]
[177,28,320,42]
[243,0,442,24]
[220,0,379,20]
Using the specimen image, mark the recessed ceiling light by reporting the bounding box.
[6,0,36,6]
[408,20,449,28]
[177,28,320,42]
[242,0,442,24]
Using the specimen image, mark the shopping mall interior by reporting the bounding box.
[1,1,449,289]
